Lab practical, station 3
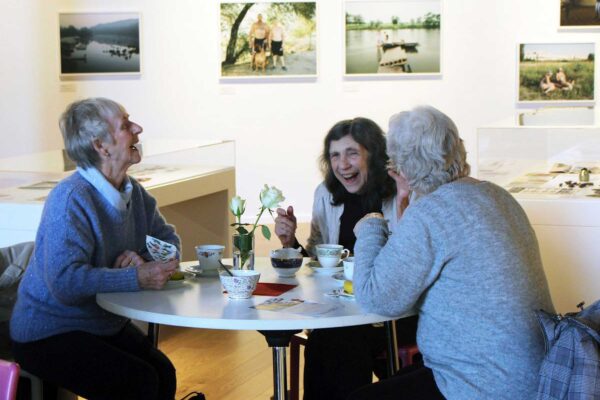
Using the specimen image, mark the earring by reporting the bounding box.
[104,151,111,158]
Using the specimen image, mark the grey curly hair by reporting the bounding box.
[59,98,124,169]
[387,105,470,194]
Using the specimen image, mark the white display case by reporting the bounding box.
[0,140,236,260]
[478,117,600,313]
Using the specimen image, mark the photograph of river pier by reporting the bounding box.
[59,13,141,76]
[345,0,441,76]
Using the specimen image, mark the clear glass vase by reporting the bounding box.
[232,233,255,270]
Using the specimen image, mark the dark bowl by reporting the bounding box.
[270,248,303,269]
[270,257,303,269]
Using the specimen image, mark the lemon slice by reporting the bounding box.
[343,280,353,294]
[170,271,185,281]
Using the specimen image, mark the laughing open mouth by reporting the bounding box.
[342,173,358,181]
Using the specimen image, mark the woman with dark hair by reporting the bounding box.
[275,117,417,400]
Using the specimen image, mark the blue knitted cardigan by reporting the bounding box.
[10,171,179,342]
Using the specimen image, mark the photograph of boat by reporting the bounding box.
[59,12,141,76]
[344,0,441,76]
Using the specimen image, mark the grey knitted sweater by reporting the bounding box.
[354,178,553,400]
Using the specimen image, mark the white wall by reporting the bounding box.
[1,0,598,222]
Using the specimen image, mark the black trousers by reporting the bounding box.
[347,363,445,400]
[303,316,418,400]
[12,322,176,400]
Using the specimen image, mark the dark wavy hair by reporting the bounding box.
[319,117,396,210]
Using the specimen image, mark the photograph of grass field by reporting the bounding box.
[518,43,594,103]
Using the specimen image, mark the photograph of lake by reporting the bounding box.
[59,13,141,75]
[345,0,441,76]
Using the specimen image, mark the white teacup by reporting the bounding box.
[343,257,354,281]
[195,244,225,272]
[315,244,350,269]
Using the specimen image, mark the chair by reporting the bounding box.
[288,331,421,400]
[0,359,20,400]
[0,242,75,400]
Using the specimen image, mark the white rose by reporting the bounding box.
[260,185,285,209]
[229,195,246,217]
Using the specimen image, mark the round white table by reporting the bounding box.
[97,258,406,400]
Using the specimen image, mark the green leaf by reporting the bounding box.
[237,226,249,234]
[261,224,271,240]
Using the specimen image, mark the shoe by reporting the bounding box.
[282,66,287,71]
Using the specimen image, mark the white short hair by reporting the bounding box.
[387,105,470,194]
[59,98,124,169]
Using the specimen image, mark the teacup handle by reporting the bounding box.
[341,249,350,260]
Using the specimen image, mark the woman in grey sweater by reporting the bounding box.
[349,106,554,399]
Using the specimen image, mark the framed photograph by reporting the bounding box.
[518,43,595,104]
[344,0,441,77]
[59,12,141,77]
[220,1,317,80]
[560,0,600,29]
[517,107,595,126]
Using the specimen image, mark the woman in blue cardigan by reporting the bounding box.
[10,98,180,399]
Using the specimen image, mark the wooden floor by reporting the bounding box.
[159,326,304,400]
[162,222,311,400]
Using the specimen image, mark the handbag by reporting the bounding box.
[535,300,600,400]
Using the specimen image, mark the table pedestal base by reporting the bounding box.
[259,330,302,400]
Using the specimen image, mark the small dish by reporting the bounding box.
[331,271,345,286]
[163,276,187,289]
[183,265,204,276]
[306,260,343,274]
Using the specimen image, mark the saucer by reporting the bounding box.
[182,265,204,276]
[332,272,345,281]
[306,260,343,274]
[163,277,188,289]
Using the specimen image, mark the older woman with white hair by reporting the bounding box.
[10,98,180,399]
[349,106,554,399]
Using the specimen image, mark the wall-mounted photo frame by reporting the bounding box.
[560,0,600,29]
[344,0,441,78]
[220,1,317,80]
[517,107,595,126]
[59,12,141,78]
[517,43,595,105]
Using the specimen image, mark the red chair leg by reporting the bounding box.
[397,343,420,368]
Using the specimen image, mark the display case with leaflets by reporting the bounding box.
[0,140,236,260]
[478,110,600,313]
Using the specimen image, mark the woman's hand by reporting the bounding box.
[113,250,145,268]
[353,212,385,236]
[275,206,297,248]
[388,169,411,219]
[136,259,179,290]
